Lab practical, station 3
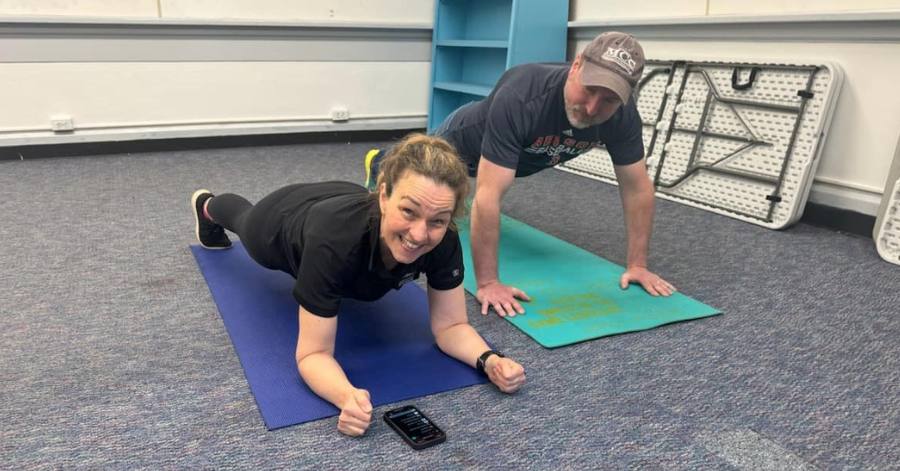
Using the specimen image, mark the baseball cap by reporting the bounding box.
[579,31,645,104]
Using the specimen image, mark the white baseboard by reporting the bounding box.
[808,178,882,216]
[0,116,427,147]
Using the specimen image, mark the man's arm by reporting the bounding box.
[428,285,525,393]
[613,159,676,296]
[470,157,531,316]
[295,307,373,436]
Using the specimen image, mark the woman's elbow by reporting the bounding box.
[431,320,468,341]
[295,348,325,376]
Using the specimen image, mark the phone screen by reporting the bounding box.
[384,405,445,449]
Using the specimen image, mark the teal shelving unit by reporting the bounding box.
[427,0,570,132]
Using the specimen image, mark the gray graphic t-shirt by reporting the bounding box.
[438,63,644,177]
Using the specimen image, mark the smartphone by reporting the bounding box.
[383,405,446,450]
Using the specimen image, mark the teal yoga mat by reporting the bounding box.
[458,215,720,348]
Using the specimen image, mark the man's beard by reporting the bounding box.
[565,104,607,129]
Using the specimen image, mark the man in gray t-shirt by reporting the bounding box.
[436,32,676,317]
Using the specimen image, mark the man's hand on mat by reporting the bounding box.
[476,281,531,317]
[619,266,676,297]
[337,388,373,436]
[486,356,526,393]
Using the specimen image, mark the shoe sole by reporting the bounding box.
[191,189,230,250]
[364,149,380,191]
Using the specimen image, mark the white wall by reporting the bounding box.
[2,1,898,215]
[571,0,707,18]
[571,0,900,17]
[708,0,900,15]
[161,0,432,23]
[570,1,900,215]
[0,62,428,144]
[0,0,157,17]
[0,0,432,21]
[0,1,434,145]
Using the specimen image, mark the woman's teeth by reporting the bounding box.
[401,236,421,250]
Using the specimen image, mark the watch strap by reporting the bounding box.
[476,349,505,375]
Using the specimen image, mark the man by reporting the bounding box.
[366,31,675,317]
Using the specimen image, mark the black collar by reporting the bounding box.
[367,211,383,274]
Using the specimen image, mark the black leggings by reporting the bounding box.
[206,184,306,272]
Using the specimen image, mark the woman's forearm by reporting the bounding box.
[297,353,357,407]
[434,322,491,368]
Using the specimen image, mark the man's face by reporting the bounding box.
[564,56,624,129]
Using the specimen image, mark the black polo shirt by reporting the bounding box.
[258,182,464,317]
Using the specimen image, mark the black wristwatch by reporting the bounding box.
[476,349,505,375]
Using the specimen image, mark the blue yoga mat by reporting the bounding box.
[458,216,721,348]
[191,242,487,430]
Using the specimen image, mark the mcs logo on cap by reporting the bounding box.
[602,47,638,75]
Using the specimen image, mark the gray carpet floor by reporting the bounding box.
[1,139,897,470]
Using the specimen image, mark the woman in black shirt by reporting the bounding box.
[191,134,525,436]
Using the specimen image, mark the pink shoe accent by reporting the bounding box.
[203,198,213,222]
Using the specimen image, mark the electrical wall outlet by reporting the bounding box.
[50,115,75,132]
[330,107,350,122]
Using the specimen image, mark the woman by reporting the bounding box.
[191,134,526,436]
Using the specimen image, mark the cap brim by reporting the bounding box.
[581,63,632,104]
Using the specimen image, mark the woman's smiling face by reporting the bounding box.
[378,170,456,267]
